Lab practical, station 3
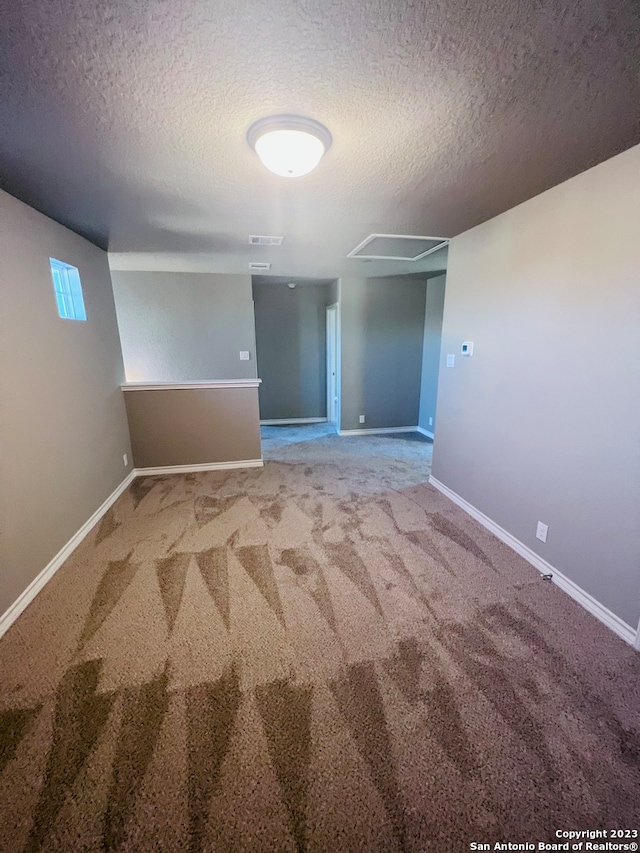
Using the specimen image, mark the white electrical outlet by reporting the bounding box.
[536,521,548,543]
[446,354,455,368]
[359,415,365,423]
[123,453,128,467]
[239,351,250,361]
[428,417,433,426]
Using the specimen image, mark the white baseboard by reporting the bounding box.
[135,458,264,476]
[0,470,137,642]
[338,426,419,437]
[428,476,637,647]
[416,426,435,439]
[260,418,327,426]
[0,456,265,640]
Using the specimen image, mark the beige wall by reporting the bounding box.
[432,144,640,628]
[110,270,257,382]
[0,190,132,616]
[124,387,261,468]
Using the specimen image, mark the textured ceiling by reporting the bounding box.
[1,0,639,278]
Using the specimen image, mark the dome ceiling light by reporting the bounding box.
[247,115,332,178]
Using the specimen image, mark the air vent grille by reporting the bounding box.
[249,262,272,270]
[347,233,448,261]
[249,235,283,246]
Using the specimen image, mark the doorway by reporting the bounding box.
[252,278,335,424]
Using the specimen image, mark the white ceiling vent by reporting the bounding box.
[249,262,272,270]
[347,233,448,261]
[249,235,283,246]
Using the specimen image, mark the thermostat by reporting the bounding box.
[461,341,474,357]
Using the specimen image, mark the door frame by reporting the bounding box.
[326,303,340,430]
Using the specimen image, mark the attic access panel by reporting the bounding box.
[347,233,448,261]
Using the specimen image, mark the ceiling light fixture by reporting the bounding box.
[247,115,332,177]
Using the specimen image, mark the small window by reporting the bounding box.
[49,258,87,321]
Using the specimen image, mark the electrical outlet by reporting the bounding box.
[239,351,250,361]
[536,521,548,543]
[446,354,455,368]
[123,453,128,467]
[359,415,365,423]
[428,417,433,426]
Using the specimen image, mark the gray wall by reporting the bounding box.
[253,281,333,421]
[0,189,132,616]
[110,271,257,381]
[418,274,446,434]
[432,143,640,629]
[339,276,427,431]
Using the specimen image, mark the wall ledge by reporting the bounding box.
[122,379,261,391]
[428,475,638,648]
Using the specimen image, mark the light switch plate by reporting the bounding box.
[239,351,250,361]
[536,521,548,543]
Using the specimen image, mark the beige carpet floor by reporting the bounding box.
[0,430,638,852]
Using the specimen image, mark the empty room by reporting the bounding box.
[0,1,639,851]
